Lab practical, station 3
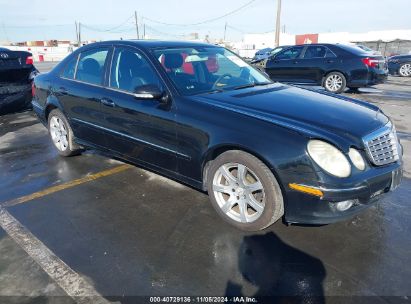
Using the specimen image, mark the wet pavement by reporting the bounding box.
[0,69,410,303]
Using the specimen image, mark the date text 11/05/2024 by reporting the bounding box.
[150,296,257,303]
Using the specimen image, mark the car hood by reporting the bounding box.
[194,84,388,150]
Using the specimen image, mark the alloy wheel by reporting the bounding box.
[50,116,69,151]
[325,74,343,92]
[399,63,411,77]
[212,163,265,223]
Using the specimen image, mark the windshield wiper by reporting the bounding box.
[232,82,271,90]
[204,88,224,94]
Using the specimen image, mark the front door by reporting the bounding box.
[100,46,177,173]
[265,46,305,82]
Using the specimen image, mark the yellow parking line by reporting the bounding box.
[2,164,133,208]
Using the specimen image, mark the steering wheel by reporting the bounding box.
[212,73,233,90]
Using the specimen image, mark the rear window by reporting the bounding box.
[61,55,78,79]
[337,44,370,56]
[75,48,109,85]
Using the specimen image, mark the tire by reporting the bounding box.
[48,109,81,157]
[323,72,346,94]
[206,150,284,231]
[347,87,360,93]
[398,63,411,77]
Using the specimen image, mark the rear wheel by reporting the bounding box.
[398,63,411,77]
[323,72,346,94]
[48,109,81,157]
[207,150,284,231]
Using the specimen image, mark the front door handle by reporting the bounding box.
[327,60,334,63]
[293,60,299,64]
[100,98,115,107]
[58,87,68,95]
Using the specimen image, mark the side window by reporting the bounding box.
[110,48,161,93]
[75,48,108,85]
[276,47,303,60]
[60,54,78,79]
[303,46,327,59]
[325,48,337,58]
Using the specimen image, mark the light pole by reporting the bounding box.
[275,0,281,47]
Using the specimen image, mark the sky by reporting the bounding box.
[0,0,410,42]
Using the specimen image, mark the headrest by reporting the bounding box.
[164,53,183,69]
[82,58,100,73]
[120,51,144,69]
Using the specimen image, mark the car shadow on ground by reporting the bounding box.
[225,232,326,303]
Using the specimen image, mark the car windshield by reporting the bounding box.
[270,47,286,55]
[153,47,271,96]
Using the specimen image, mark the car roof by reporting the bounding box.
[86,40,218,50]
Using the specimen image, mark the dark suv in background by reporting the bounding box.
[257,43,388,93]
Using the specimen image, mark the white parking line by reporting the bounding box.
[0,207,113,304]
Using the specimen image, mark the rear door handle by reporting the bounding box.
[327,60,334,63]
[100,98,115,107]
[293,60,299,64]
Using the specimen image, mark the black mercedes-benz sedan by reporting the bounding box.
[32,40,403,231]
[259,43,388,93]
[0,47,38,115]
[388,54,411,77]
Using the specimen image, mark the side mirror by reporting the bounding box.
[134,84,166,101]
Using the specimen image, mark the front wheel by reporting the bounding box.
[206,150,284,231]
[48,109,81,157]
[398,63,411,77]
[323,72,346,94]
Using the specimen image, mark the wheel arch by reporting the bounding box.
[44,96,64,121]
[201,144,285,195]
[321,70,348,86]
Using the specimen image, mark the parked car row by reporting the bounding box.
[31,40,403,230]
[252,43,411,93]
[0,47,38,115]
[252,43,389,93]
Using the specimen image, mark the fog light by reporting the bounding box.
[335,200,356,211]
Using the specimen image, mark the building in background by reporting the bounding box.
[234,29,411,58]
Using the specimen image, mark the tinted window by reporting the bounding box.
[154,47,269,96]
[276,47,303,60]
[303,46,327,59]
[110,48,161,93]
[61,54,78,79]
[337,44,369,56]
[75,48,108,85]
[325,48,336,58]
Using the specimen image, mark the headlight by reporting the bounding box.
[307,140,351,178]
[348,148,365,170]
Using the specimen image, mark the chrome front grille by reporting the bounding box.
[363,122,400,166]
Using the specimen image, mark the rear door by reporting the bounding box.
[298,45,337,84]
[99,46,178,172]
[57,46,111,148]
[265,46,305,82]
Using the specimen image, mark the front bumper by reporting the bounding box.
[282,161,403,225]
[388,62,401,75]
